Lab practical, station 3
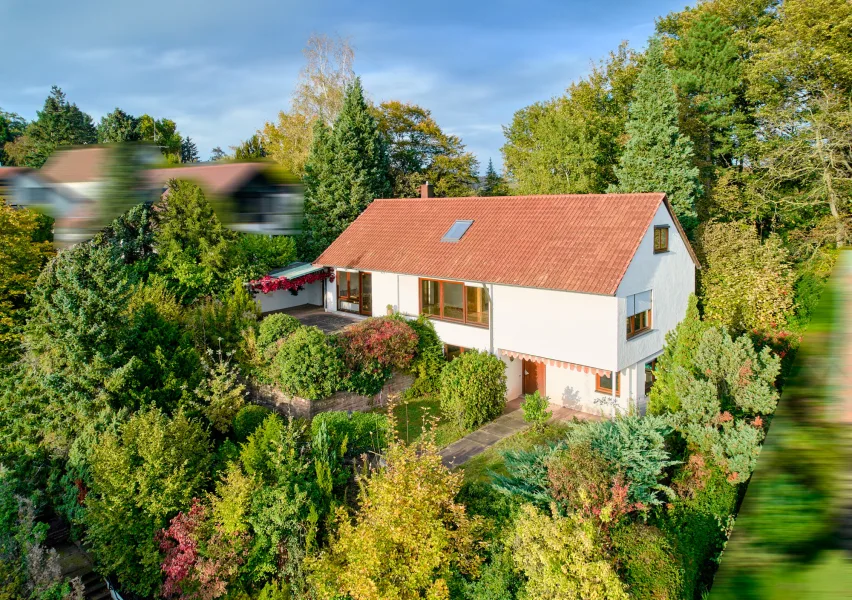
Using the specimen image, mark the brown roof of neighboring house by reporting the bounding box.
[146,162,268,195]
[315,193,698,296]
[40,146,110,183]
[0,167,33,181]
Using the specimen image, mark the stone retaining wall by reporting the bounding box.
[251,372,414,419]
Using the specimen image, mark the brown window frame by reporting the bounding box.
[418,278,489,328]
[444,344,467,360]
[336,270,372,315]
[595,372,621,396]
[626,308,652,339]
[654,225,669,253]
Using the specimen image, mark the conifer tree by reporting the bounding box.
[610,38,701,230]
[480,158,508,196]
[301,78,392,259]
[180,137,200,163]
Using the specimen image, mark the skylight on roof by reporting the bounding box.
[441,219,474,242]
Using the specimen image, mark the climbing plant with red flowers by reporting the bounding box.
[248,268,335,295]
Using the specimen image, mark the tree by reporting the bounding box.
[138,114,183,163]
[0,109,27,165]
[301,78,392,260]
[671,13,752,186]
[155,180,235,303]
[8,86,96,168]
[375,101,479,197]
[0,201,53,363]
[480,158,508,196]
[180,137,200,163]
[502,43,641,195]
[97,108,140,143]
[262,34,355,175]
[309,436,482,600]
[697,221,796,332]
[209,146,229,161]
[609,38,701,230]
[231,134,266,160]
[510,504,628,600]
[84,409,211,597]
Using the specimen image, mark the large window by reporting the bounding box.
[337,271,371,315]
[626,290,652,339]
[596,372,621,396]
[419,279,489,327]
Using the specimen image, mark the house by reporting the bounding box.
[6,146,304,244]
[0,167,50,208]
[314,186,698,416]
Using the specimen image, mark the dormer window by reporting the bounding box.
[442,220,473,242]
[654,225,669,253]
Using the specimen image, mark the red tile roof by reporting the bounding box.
[315,193,697,295]
[40,147,110,183]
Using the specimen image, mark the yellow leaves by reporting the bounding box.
[309,438,482,600]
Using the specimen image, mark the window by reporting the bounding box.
[466,286,490,326]
[644,358,658,395]
[654,225,669,253]
[442,220,474,242]
[596,372,621,396]
[419,279,489,327]
[444,344,466,361]
[626,290,652,339]
[336,271,372,315]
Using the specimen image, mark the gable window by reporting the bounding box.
[654,225,669,253]
[626,291,652,339]
[419,278,489,327]
[596,372,621,396]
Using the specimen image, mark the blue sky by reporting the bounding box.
[0,0,690,170]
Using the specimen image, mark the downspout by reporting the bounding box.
[488,283,494,355]
[397,274,401,316]
[611,366,617,419]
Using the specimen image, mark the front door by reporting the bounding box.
[359,272,372,316]
[522,359,546,396]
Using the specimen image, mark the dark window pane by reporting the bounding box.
[443,282,464,320]
[445,344,465,361]
[421,280,440,316]
[466,287,489,326]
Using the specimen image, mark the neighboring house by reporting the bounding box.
[0,167,51,207]
[315,187,698,416]
[6,146,304,244]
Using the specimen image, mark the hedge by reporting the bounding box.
[439,349,506,431]
[273,326,346,400]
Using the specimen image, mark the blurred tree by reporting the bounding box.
[0,109,27,165]
[480,158,509,196]
[209,146,229,161]
[137,115,183,163]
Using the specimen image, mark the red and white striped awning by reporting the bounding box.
[499,349,611,377]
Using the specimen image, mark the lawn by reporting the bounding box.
[459,420,571,484]
[390,395,466,448]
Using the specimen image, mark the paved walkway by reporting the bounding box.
[439,398,601,468]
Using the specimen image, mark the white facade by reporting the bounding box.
[322,207,694,417]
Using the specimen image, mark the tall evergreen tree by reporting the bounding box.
[301,78,392,259]
[180,137,200,163]
[610,38,701,230]
[10,86,97,168]
[672,13,752,182]
[480,158,509,196]
[0,110,27,166]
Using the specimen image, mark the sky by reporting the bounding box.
[0,0,691,170]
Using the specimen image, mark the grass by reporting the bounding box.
[460,421,571,484]
[390,395,466,449]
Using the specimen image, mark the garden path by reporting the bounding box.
[439,398,601,468]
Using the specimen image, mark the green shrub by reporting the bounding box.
[273,326,346,400]
[311,411,389,456]
[393,314,446,396]
[232,404,273,442]
[521,390,552,430]
[439,350,506,431]
[611,522,683,600]
[463,549,520,600]
[257,313,301,350]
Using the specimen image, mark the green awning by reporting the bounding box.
[267,262,326,279]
